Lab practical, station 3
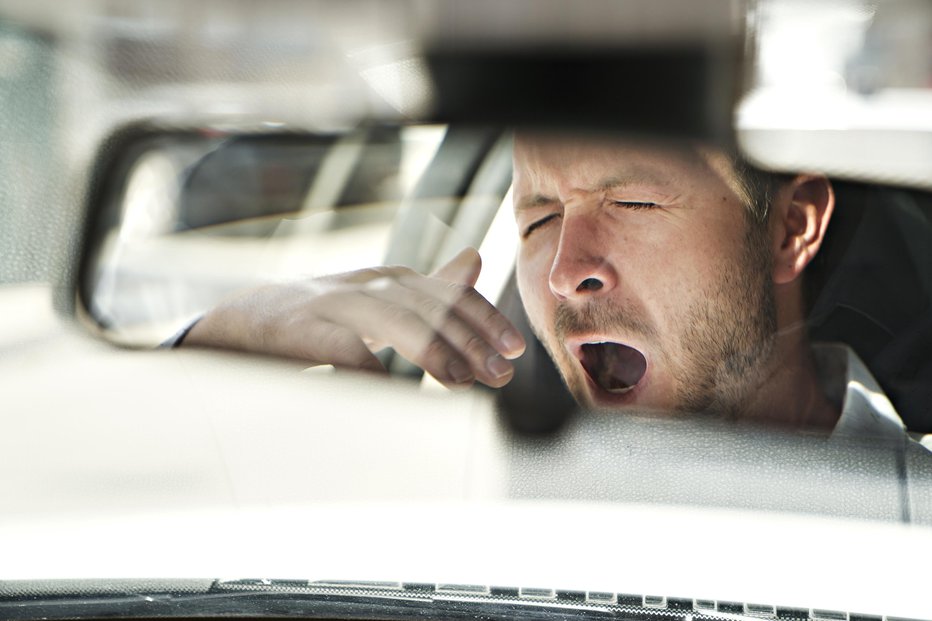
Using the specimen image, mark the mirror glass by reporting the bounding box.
[86,125,452,344]
[78,0,932,439]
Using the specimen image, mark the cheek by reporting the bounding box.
[674,230,755,319]
[678,217,750,283]
[516,244,557,326]
[629,217,747,321]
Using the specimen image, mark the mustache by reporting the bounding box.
[554,301,656,341]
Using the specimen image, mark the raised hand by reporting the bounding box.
[182,248,526,388]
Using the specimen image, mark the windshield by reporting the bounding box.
[1,1,931,620]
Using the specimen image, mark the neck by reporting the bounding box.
[741,320,839,430]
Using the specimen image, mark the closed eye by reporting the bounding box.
[522,213,560,238]
[612,201,658,210]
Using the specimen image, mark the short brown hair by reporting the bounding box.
[732,158,789,225]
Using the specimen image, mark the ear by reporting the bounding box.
[771,175,834,285]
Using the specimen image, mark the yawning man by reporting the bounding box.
[178,133,906,438]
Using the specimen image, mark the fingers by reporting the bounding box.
[336,252,526,387]
[432,247,482,287]
[184,249,526,392]
[352,261,526,361]
[396,271,525,360]
[294,321,388,374]
[361,284,516,388]
[311,292,487,389]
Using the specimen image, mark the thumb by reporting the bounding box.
[432,247,482,288]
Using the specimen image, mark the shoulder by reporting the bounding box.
[814,343,907,441]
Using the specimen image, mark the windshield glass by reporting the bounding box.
[2,1,932,620]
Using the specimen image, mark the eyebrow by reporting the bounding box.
[594,171,673,191]
[515,171,674,212]
[515,193,558,212]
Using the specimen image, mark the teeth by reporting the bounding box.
[605,385,635,395]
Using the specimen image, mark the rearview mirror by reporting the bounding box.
[79,124,448,345]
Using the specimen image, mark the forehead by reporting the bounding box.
[512,133,741,200]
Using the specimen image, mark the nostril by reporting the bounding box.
[577,278,603,292]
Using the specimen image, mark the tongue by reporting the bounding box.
[580,343,647,393]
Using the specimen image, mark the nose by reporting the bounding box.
[548,212,619,300]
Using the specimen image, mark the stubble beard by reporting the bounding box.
[672,222,777,418]
[532,222,778,418]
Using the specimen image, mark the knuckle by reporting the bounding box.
[462,285,483,301]
[385,303,418,326]
[444,281,470,300]
[417,297,451,322]
[462,333,489,358]
[456,285,488,311]
[480,304,503,327]
[450,288,503,330]
[442,284,469,308]
[421,334,452,362]
[383,264,415,278]
[363,276,396,293]
[370,265,412,282]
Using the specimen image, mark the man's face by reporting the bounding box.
[513,135,778,416]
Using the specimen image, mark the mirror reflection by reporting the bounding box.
[84,126,932,438]
[89,125,450,342]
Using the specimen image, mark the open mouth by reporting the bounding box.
[579,342,648,395]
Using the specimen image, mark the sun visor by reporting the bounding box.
[414,0,740,144]
[424,45,737,145]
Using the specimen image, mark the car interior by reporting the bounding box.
[77,121,932,435]
[4,3,932,620]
